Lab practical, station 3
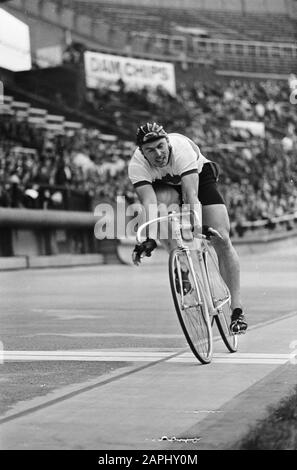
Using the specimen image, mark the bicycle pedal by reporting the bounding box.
[232,328,247,336]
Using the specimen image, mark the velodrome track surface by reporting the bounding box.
[0,244,296,450]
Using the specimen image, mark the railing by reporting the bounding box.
[128,32,297,60]
[192,38,297,58]
[231,211,297,238]
[130,32,188,57]
[127,33,297,69]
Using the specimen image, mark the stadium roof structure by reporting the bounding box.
[53,0,297,43]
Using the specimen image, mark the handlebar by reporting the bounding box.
[136,211,203,244]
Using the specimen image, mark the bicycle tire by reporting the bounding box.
[204,245,238,353]
[169,248,213,364]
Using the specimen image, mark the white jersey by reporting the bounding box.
[128,133,209,188]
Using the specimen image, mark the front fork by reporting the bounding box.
[176,247,212,315]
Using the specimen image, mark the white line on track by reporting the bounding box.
[4,312,297,365]
[3,350,292,364]
[19,333,184,338]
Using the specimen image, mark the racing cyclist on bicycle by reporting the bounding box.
[128,122,247,334]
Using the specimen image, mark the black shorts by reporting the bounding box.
[152,162,225,206]
[198,161,225,206]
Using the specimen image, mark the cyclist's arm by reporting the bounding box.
[181,172,201,228]
[135,184,158,240]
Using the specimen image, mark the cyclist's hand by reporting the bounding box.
[132,238,157,265]
[202,225,223,240]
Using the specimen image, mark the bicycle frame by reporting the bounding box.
[136,211,237,361]
[136,211,216,316]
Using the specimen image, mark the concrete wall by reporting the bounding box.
[0,225,106,269]
[12,229,44,256]
[0,208,118,268]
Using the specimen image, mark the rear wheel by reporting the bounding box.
[204,245,238,353]
[169,248,213,364]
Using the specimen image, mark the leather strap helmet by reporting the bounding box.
[136,122,168,147]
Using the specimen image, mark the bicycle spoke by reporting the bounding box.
[185,303,210,357]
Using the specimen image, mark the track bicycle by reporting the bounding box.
[136,211,238,364]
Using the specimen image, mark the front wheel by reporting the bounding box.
[169,248,213,364]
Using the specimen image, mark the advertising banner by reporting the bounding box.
[231,120,265,137]
[84,51,176,96]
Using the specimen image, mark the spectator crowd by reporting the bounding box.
[0,77,296,236]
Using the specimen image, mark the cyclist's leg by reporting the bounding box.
[198,163,241,311]
[154,184,191,293]
[153,183,181,253]
[202,203,241,311]
[202,204,247,332]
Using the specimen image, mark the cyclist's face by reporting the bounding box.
[141,138,170,168]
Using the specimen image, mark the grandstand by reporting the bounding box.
[0,88,135,210]
[0,0,297,258]
[1,73,296,228]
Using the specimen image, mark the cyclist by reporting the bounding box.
[128,122,247,334]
